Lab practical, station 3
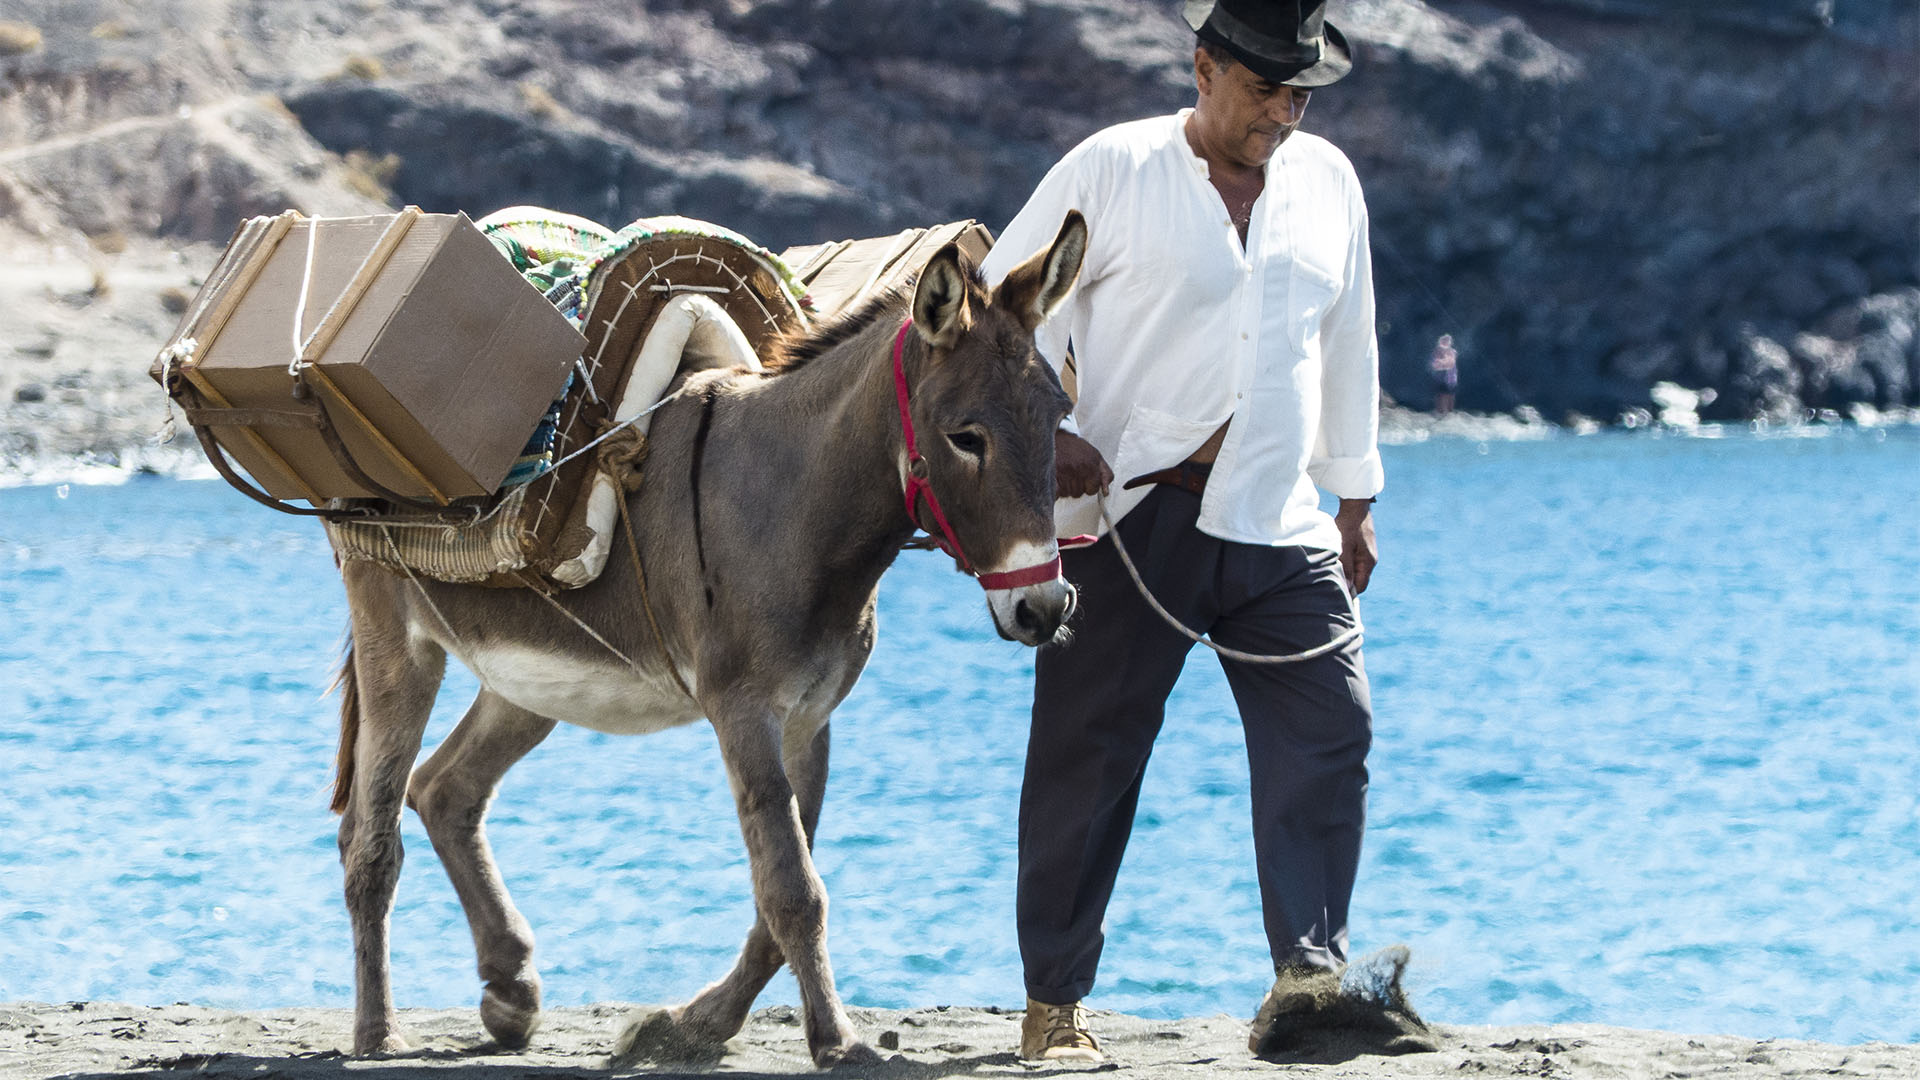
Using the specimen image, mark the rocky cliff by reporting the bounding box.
[1334,0,1919,421]
[1,0,1914,451]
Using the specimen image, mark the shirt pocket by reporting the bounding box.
[1286,260,1342,358]
[1109,402,1234,489]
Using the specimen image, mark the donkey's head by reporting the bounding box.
[904,211,1087,646]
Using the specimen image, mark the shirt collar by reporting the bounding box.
[1174,107,1290,182]
[1174,109,1210,179]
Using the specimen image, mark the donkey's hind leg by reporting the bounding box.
[407,691,556,1049]
[335,627,443,1055]
[671,723,834,1045]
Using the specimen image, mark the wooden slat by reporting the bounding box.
[299,206,422,363]
[849,228,927,307]
[180,368,326,504]
[786,239,850,286]
[302,365,450,506]
[191,210,301,361]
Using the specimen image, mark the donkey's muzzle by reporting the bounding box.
[1002,580,1075,646]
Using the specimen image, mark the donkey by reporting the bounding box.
[329,212,1088,1066]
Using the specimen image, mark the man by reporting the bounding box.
[1431,333,1459,415]
[978,0,1432,1062]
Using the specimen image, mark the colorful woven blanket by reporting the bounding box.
[478,207,806,488]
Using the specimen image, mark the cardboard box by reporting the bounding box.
[153,208,585,503]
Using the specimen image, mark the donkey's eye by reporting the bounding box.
[946,430,987,457]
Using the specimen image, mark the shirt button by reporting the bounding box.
[1240,332,1249,341]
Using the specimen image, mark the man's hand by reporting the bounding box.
[1335,498,1377,594]
[1055,430,1113,499]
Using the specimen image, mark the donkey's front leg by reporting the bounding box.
[337,635,442,1055]
[674,723,833,1043]
[715,708,873,1067]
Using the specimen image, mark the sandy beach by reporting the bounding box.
[1,1001,1914,1079]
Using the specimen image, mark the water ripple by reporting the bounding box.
[1,429,1915,1042]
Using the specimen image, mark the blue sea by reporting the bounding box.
[2,427,1916,1045]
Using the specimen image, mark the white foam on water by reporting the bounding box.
[0,446,216,490]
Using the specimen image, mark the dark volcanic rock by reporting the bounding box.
[1797,288,1920,410]
[284,81,882,245]
[1316,0,1919,418]
[1,0,1916,427]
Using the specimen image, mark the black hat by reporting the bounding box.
[1184,0,1353,88]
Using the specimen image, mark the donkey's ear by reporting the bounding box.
[912,242,973,350]
[992,210,1088,332]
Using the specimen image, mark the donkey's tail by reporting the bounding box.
[329,638,359,814]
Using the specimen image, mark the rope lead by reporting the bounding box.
[1097,497,1364,665]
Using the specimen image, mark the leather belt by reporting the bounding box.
[1122,460,1213,497]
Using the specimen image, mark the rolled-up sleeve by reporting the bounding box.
[1307,181,1385,500]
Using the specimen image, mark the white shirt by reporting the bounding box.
[980,110,1384,551]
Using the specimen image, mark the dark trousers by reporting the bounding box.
[1018,486,1372,1004]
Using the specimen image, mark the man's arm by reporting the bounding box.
[1055,430,1113,499]
[1310,175,1385,593]
[1335,497,1376,594]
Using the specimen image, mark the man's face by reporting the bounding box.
[1193,49,1312,168]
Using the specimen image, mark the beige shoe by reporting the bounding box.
[1020,998,1104,1061]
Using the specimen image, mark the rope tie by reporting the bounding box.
[287,218,320,377]
[576,407,698,691]
[155,338,198,442]
[590,416,690,697]
[378,527,498,695]
[523,577,646,673]
[616,485,693,699]
[595,420,651,493]
[541,384,691,478]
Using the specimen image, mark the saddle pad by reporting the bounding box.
[479,206,616,325]
[328,210,808,591]
[479,208,612,487]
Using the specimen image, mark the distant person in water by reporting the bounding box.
[1430,334,1458,416]
[980,0,1433,1064]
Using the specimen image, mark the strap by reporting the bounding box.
[187,419,361,520]
[616,482,694,699]
[892,318,1067,591]
[893,319,973,572]
[976,558,1063,591]
[298,376,475,519]
[1121,461,1212,497]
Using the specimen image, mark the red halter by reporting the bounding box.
[892,319,1064,591]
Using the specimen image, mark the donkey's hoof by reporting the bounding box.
[480,979,542,1050]
[815,1039,884,1069]
[612,1007,727,1066]
[351,1026,414,1057]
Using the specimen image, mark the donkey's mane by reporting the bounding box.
[762,262,986,374]
[762,287,905,374]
